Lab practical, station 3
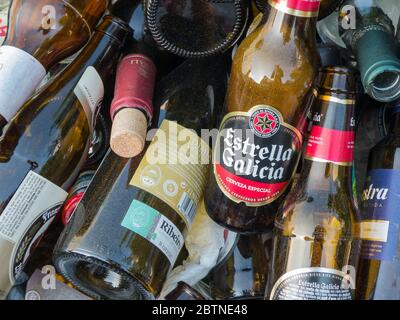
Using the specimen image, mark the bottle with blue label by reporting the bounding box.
[356,101,400,300]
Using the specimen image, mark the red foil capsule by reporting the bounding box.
[110,54,157,121]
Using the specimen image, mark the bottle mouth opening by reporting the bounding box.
[371,71,400,102]
[146,0,248,58]
[55,253,154,300]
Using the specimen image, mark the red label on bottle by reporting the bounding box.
[110,54,157,121]
[214,105,302,206]
[61,192,84,226]
[305,126,354,165]
[0,18,7,37]
[269,0,321,17]
[305,95,355,165]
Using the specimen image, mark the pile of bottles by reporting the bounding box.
[0,0,399,301]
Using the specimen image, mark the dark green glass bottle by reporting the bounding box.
[53,57,229,300]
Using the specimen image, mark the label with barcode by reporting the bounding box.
[130,120,211,228]
[178,192,197,225]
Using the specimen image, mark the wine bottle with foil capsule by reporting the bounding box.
[356,101,400,300]
[0,16,130,300]
[109,1,159,158]
[0,0,109,133]
[204,0,321,234]
[265,67,358,300]
[110,53,157,158]
[53,57,228,300]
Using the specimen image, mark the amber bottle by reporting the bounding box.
[265,67,358,300]
[0,0,108,133]
[205,0,321,233]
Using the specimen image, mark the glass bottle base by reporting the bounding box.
[54,252,155,300]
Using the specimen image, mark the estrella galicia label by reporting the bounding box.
[213,105,302,206]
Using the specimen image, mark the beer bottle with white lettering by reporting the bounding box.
[356,100,400,300]
[205,0,321,233]
[265,66,358,300]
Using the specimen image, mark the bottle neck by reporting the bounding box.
[302,157,353,194]
[110,0,157,59]
[110,0,141,29]
[65,19,129,84]
[303,91,355,194]
[263,0,320,42]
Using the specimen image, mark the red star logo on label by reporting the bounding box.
[249,107,281,138]
[253,112,277,134]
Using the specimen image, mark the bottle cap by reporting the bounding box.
[355,29,400,102]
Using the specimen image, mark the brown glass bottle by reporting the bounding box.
[209,233,272,300]
[0,0,108,133]
[205,0,321,234]
[265,67,358,300]
[0,16,130,300]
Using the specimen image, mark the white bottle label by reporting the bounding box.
[73,66,104,129]
[0,171,68,300]
[0,45,46,122]
[121,200,184,265]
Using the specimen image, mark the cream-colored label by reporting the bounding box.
[130,120,211,227]
[0,46,46,122]
[359,220,390,242]
[73,66,104,130]
[0,171,67,300]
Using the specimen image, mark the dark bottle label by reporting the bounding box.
[305,95,355,165]
[360,169,400,261]
[213,105,302,206]
[270,267,354,300]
